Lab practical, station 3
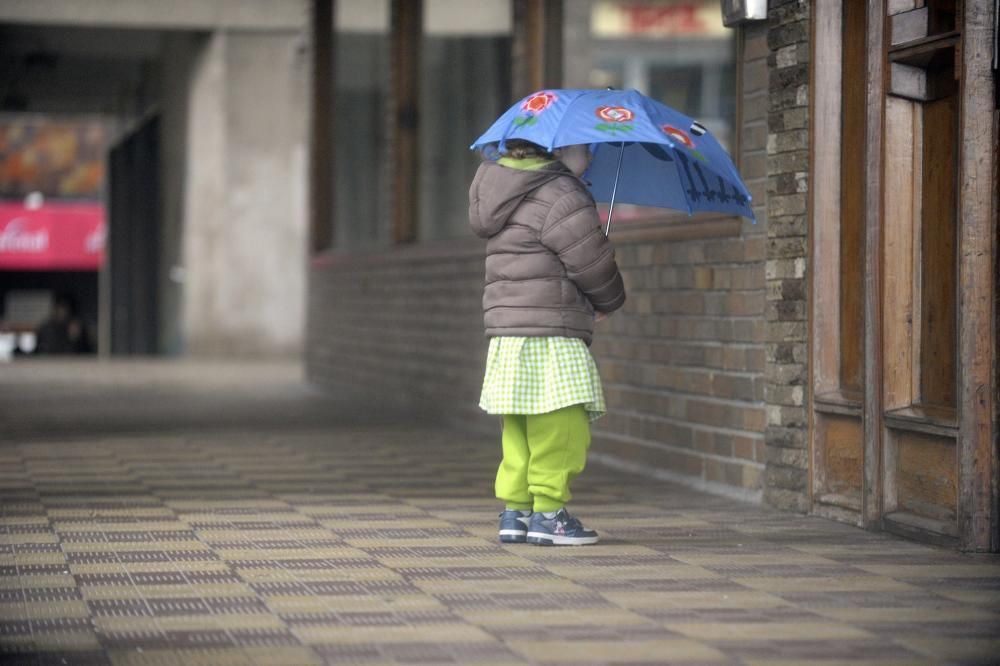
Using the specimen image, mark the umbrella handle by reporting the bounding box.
[605,141,625,236]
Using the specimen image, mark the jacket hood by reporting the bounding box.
[469,160,571,238]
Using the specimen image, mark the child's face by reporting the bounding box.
[555,144,592,177]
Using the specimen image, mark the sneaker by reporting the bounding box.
[498,509,531,543]
[526,509,599,546]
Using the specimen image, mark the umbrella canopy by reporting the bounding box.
[471,88,754,222]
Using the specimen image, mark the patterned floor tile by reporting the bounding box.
[505,637,729,663]
[1,360,998,664]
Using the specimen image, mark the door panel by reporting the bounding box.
[814,415,864,517]
[809,0,984,548]
[810,0,866,524]
[880,0,960,543]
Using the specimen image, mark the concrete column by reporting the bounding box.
[182,29,309,357]
[159,32,204,356]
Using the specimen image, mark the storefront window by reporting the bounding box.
[0,115,107,352]
[565,0,737,221]
[333,0,390,249]
[418,0,511,241]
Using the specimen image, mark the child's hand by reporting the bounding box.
[594,311,608,323]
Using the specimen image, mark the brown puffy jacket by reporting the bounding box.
[469,159,626,345]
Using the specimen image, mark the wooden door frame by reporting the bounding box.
[862,0,888,531]
[956,0,998,552]
[808,0,836,518]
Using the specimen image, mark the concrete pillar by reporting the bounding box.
[182,29,309,357]
[159,32,204,356]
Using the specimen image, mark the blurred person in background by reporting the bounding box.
[35,292,92,354]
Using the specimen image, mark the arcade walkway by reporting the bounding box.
[1,361,998,665]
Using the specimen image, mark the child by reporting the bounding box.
[469,139,626,546]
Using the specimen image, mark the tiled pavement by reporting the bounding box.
[1,361,999,665]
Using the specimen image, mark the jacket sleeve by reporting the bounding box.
[540,188,626,314]
[468,165,489,238]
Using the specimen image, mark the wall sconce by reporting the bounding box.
[722,0,768,27]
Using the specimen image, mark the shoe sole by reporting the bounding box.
[498,529,527,543]
[526,531,599,546]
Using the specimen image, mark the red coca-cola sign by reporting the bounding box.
[0,202,105,271]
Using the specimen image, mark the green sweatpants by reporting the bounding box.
[495,404,591,513]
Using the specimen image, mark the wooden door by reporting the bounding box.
[810,0,997,550]
[810,0,868,527]
[880,0,961,545]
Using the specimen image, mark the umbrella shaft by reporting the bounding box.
[606,141,625,236]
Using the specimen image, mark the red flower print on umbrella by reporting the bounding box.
[662,124,708,162]
[661,125,694,149]
[596,106,634,123]
[521,92,557,114]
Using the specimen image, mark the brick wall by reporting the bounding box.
[306,241,489,428]
[587,232,766,501]
[764,0,811,512]
[586,22,770,502]
[307,21,773,502]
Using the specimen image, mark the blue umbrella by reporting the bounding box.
[471,88,754,233]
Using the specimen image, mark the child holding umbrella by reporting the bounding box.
[469,139,626,546]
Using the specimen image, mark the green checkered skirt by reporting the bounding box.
[478,336,606,422]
